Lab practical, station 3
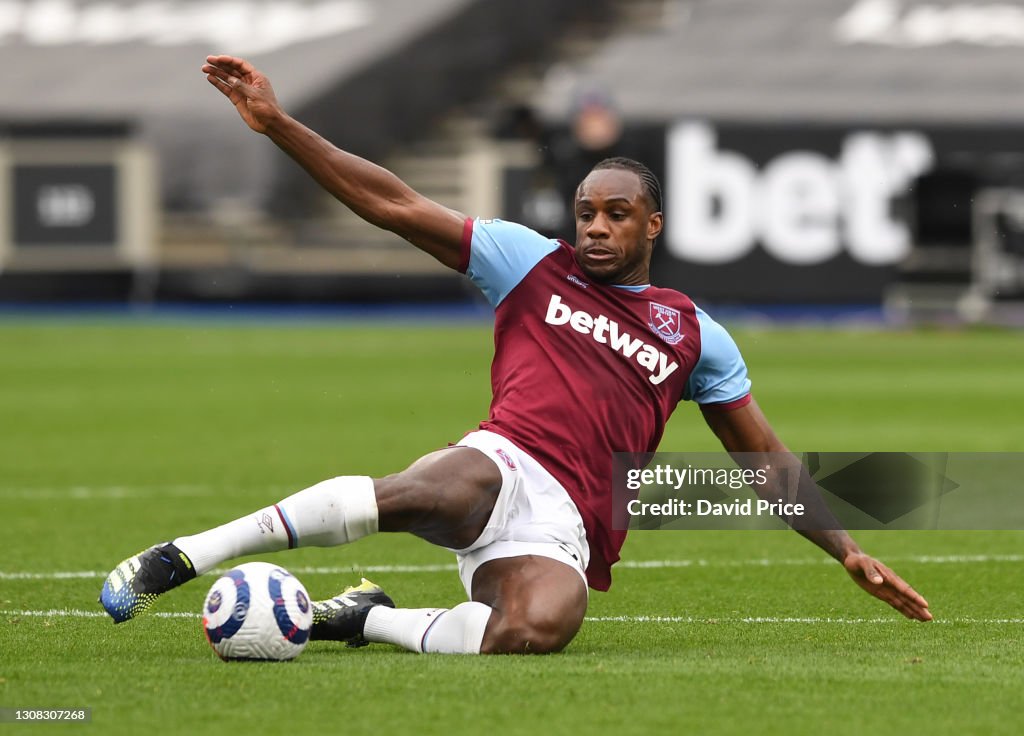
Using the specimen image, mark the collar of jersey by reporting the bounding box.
[610,283,650,292]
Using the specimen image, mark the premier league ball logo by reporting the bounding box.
[648,303,684,345]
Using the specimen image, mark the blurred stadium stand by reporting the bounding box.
[4,0,1024,322]
[0,0,615,302]
[533,0,1024,123]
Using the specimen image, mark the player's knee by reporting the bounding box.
[480,611,576,655]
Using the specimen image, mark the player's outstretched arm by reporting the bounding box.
[701,400,932,622]
[202,55,466,269]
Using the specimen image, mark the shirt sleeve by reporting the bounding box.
[684,306,752,408]
[460,218,559,308]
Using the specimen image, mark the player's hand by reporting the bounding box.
[842,552,932,621]
[202,55,282,134]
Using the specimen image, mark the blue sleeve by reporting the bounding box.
[684,306,752,405]
[466,219,559,307]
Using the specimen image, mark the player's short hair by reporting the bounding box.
[589,157,663,213]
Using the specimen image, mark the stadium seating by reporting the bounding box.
[532,0,1024,124]
[0,0,609,218]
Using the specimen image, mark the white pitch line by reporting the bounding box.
[0,485,223,500]
[0,564,459,581]
[2,609,1021,625]
[585,616,897,624]
[2,554,1021,581]
[586,615,1024,624]
[0,571,104,580]
[0,609,196,619]
[618,554,1024,568]
[296,563,459,574]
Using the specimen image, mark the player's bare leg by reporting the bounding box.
[473,555,588,654]
[316,448,589,654]
[355,447,588,655]
[358,554,587,655]
[373,447,503,548]
[98,447,503,623]
[101,444,591,654]
[308,448,521,651]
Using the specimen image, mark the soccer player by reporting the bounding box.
[98,55,932,654]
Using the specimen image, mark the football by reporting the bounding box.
[202,562,312,661]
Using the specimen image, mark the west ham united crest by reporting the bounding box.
[495,448,517,471]
[648,303,684,345]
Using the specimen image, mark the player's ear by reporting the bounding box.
[647,211,663,242]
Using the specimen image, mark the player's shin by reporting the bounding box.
[363,602,493,654]
[173,476,379,574]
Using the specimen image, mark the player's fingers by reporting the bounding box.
[205,55,256,77]
[205,54,240,69]
[896,597,932,621]
[206,72,252,98]
[202,60,233,81]
[875,564,931,608]
[202,63,234,86]
[899,603,929,622]
[872,586,916,618]
[854,557,885,585]
[849,556,932,621]
[887,595,914,617]
[897,583,929,610]
[861,560,929,608]
[206,73,229,93]
[206,73,235,96]
[895,587,931,617]
[233,57,257,75]
[874,580,932,621]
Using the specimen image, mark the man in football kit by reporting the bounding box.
[98,55,932,654]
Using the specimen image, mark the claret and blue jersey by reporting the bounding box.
[458,218,752,591]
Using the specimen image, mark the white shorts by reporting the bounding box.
[449,430,590,598]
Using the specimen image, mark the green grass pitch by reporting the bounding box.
[1,319,1022,735]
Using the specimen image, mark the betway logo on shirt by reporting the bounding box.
[544,295,679,385]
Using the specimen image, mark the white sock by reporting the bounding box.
[173,476,378,575]
[363,602,493,654]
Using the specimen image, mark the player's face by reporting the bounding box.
[573,169,663,285]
